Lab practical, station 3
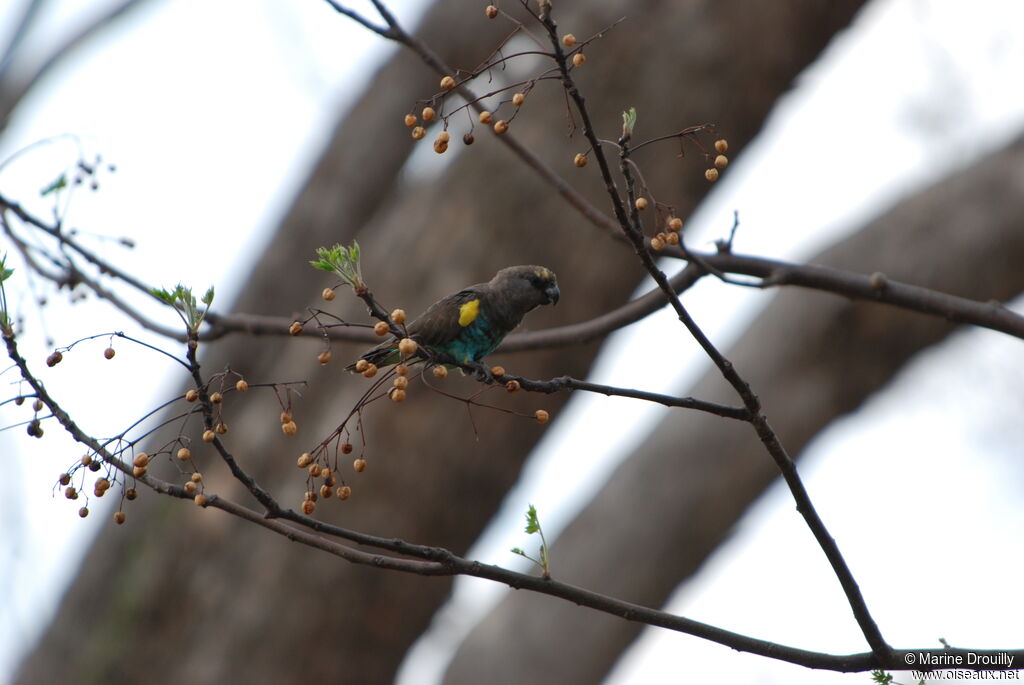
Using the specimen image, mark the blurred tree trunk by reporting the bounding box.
[444,136,1024,684]
[15,1,866,684]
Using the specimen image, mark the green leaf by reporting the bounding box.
[524,503,540,534]
[150,287,175,304]
[0,253,13,282]
[40,173,68,197]
[202,286,215,306]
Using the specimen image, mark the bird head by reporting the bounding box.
[492,265,560,310]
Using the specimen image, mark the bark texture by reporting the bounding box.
[14,1,866,684]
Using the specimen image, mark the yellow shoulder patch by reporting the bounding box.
[458,299,480,327]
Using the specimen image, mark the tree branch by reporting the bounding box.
[538,4,894,660]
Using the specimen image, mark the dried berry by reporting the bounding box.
[281,420,298,436]
[562,33,577,47]
[202,429,216,443]
[535,409,550,424]
[572,52,586,67]
[478,111,493,125]
[485,4,498,18]
[404,113,417,128]
[667,217,683,232]
[422,106,436,122]
[235,379,249,392]
[185,389,199,402]
[493,120,509,134]
[318,350,332,364]
[411,126,426,140]
[705,168,719,182]
[714,139,728,154]
[440,75,456,91]
[714,154,728,169]
[390,388,407,403]
[46,351,63,367]
[322,287,336,301]
[432,365,448,379]
[635,197,648,211]
[391,309,407,325]
[374,321,389,336]
[289,321,304,336]
[398,338,418,355]
[573,153,588,168]
[512,92,525,107]
[104,347,116,360]
[297,453,313,468]
[353,458,367,473]
[505,380,521,393]
[114,511,127,525]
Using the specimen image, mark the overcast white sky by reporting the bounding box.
[2,1,1024,684]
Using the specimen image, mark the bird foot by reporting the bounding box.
[469,362,494,384]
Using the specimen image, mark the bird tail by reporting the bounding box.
[344,343,400,372]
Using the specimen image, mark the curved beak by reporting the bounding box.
[545,284,560,305]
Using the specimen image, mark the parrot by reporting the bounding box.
[346,265,559,373]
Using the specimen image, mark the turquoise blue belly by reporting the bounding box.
[437,314,500,364]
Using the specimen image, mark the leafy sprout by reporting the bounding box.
[310,241,365,291]
[622,106,638,138]
[0,253,13,335]
[510,503,551,578]
[151,283,214,336]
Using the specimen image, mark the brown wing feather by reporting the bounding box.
[406,286,485,347]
